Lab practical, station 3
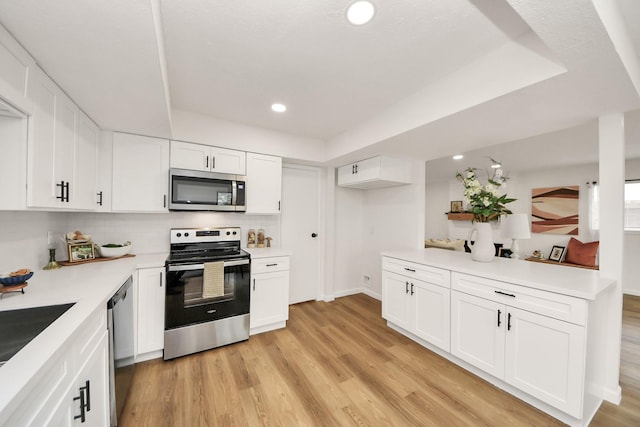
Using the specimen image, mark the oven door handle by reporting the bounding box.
[168,259,250,271]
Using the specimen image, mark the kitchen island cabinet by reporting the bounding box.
[381,249,615,427]
[382,257,451,352]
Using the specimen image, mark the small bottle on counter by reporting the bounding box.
[247,229,256,248]
[257,229,265,248]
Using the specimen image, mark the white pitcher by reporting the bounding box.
[468,222,495,262]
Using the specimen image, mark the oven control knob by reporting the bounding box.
[232,231,237,235]
[185,232,189,237]
[176,233,182,237]
[226,231,231,235]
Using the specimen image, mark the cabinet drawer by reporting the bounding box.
[252,257,290,274]
[452,272,587,326]
[382,256,450,288]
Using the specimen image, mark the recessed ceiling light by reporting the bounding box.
[453,154,464,160]
[271,103,287,113]
[347,1,375,25]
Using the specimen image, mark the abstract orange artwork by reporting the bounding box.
[531,186,579,235]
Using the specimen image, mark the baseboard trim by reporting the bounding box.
[623,288,640,297]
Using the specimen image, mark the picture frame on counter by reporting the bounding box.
[450,200,463,213]
[67,243,95,262]
[549,245,566,262]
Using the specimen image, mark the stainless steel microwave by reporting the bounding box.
[169,168,246,212]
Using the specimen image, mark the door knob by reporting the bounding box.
[311,233,318,238]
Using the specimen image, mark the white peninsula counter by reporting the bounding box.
[381,248,616,427]
[0,253,167,426]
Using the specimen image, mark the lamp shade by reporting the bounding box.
[505,214,531,239]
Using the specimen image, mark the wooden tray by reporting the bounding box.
[0,282,27,294]
[58,253,136,266]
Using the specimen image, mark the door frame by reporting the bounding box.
[282,163,325,302]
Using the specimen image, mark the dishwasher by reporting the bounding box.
[107,275,135,426]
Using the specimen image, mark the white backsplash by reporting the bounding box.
[0,210,280,273]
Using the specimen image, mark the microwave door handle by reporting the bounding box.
[232,180,237,206]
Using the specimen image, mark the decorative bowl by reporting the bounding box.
[98,243,132,258]
[0,271,34,285]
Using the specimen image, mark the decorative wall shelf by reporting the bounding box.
[447,213,474,221]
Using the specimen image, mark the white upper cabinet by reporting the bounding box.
[337,156,411,189]
[0,23,34,114]
[170,140,246,175]
[112,132,169,213]
[245,153,282,214]
[26,67,98,210]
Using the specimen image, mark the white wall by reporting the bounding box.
[0,211,69,271]
[424,175,449,239]
[332,186,364,297]
[331,160,426,299]
[171,109,326,162]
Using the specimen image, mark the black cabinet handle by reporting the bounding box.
[212,156,216,169]
[253,278,256,291]
[96,191,103,206]
[56,181,69,202]
[497,309,502,327]
[163,194,167,208]
[405,281,409,294]
[410,283,414,295]
[355,164,358,174]
[266,263,278,267]
[311,233,318,238]
[206,155,209,169]
[159,272,163,287]
[278,201,281,211]
[352,164,355,174]
[494,290,516,298]
[508,313,512,331]
[404,267,416,272]
[73,380,90,422]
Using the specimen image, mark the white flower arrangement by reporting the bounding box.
[456,166,515,222]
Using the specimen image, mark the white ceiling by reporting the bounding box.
[0,0,638,165]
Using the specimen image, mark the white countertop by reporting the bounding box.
[382,249,615,300]
[245,247,292,258]
[0,252,167,417]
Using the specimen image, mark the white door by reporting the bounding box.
[381,271,411,330]
[281,165,321,304]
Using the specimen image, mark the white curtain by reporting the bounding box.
[587,181,600,241]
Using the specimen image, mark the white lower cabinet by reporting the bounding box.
[4,309,109,426]
[250,256,290,334]
[46,331,110,427]
[382,260,451,352]
[382,256,597,424]
[136,267,165,361]
[451,289,585,417]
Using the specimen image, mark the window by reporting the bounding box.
[625,181,640,231]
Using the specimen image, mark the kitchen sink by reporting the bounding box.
[0,303,75,367]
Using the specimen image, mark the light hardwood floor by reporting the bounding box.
[121,294,640,426]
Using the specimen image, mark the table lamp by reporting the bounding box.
[505,213,531,259]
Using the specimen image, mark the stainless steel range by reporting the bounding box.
[164,227,250,360]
